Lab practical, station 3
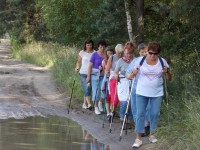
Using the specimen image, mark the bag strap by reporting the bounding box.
[139,56,165,68]
[158,56,164,68]
[139,56,146,66]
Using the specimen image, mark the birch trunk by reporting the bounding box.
[124,0,134,43]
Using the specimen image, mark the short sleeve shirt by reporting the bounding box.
[90,51,104,75]
[135,56,169,97]
[79,50,94,74]
[115,58,131,77]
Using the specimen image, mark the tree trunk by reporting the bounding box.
[135,0,144,45]
[124,0,135,44]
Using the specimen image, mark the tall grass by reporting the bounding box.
[155,52,200,149]
[52,44,83,108]
[11,40,55,67]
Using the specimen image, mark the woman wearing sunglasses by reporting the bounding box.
[131,41,172,148]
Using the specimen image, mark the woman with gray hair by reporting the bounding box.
[105,44,124,121]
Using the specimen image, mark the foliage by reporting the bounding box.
[36,0,130,47]
[0,0,51,43]
[36,0,101,45]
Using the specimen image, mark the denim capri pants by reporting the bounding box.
[101,73,109,99]
[135,94,162,134]
[91,75,103,101]
[120,101,133,120]
[79,74,91,96]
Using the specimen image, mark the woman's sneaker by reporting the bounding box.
[82,103,87,109]
[132,139,142,148]
[98,102,103,112]
[95,107,101,115]
[149,135,158,143]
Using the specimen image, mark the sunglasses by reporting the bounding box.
[148,51,158,55]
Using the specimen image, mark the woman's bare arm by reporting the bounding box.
[86,62,93,83]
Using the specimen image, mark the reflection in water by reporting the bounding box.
[81,129,109,150]
[0,116,109,150]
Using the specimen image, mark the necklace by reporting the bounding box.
[122,57,132,64]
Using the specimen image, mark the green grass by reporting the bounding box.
[11,41,55,67]
[156,67,200,149]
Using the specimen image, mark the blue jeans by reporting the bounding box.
[120,101,133,120]
[135,94,163,134]
[101,74,109,99]
[146,101,151,123]
[131,88,137,124]
[91,75,103,101]
[79,74,91,96]
[131,89,151,124]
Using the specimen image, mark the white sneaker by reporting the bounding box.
[132,139,142,148]
[109,112,113,116]
[82,103,87,109]
[98,102,103,112]
[149,135,158,143]
[95,107,101,115]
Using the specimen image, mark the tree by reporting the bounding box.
[124,0,134,43]
[135,0,144,45]
[36,0,103,44]
[0,0,42,43]
[36,0,129,46]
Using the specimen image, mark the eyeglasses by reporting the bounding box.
[148,51,158,55]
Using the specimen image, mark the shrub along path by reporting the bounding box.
[0,42,166,150]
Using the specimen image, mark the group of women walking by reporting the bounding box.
[75,39,172,148]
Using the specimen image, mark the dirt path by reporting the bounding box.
[0,42,152,150]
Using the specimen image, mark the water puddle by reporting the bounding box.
[0,116,110,150]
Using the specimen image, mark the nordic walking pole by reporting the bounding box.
[163,72,170,126]
[102,79,108,128]
[109,80,117,133]
[163,73,169,106]
[94,70,101,112]
[119,79,134,141]
[67,75,76,114]
[67,55,79,114]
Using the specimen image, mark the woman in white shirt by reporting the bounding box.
[75,40,94,110]
[132,41,172,148]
